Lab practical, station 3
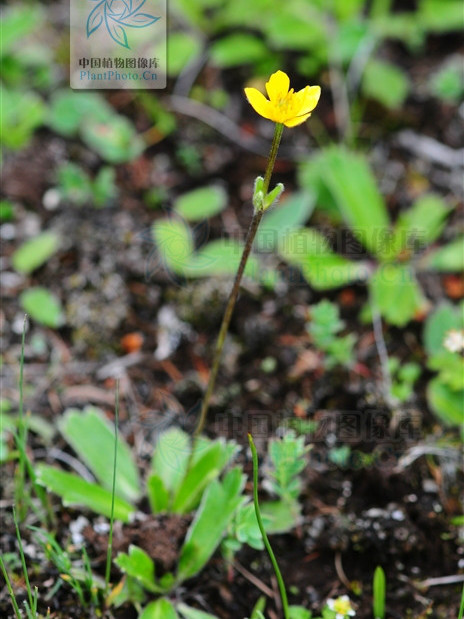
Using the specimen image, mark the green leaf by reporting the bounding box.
[183,239,260,279]
[36,465,134,522]
[429,60,464,103]
[373,566,386,619]
[392,194,451,256]
[423,236,464,272]
[279,228,368,290]
[174,186,227,221]
[140,599,179,619]
[256,192,315,252]
[147,474,170,514]
[12,231,60,274]
[419,0,463,33]
[177,603,219,619]
[115,545,159,593]
[0,86,45,150]
[92,166,118,207]
[289,607,312,619]
[81,116,145,163]
[47,90,110,136]
[20,288,64,328]
[167,32,202,77]
[172,442,224,514]
[427,377,464,426]
[152,218,194,275]
[362,59,410,109]
[370,264,426,326]
[0,200,14,222]
[423,303,463,357]
[151,428,191,496]
[57,163,92,205]
[58,407,141,503]
[1,5,44,56]
[210,34,268,67]
[177,467,245,581]
[260,499,299,534]
[307,147,391,257]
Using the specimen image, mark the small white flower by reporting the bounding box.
[327,595,356,618]
[443,329,464,354]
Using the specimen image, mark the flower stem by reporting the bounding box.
[248,434,289,619]
[194,123,284,437]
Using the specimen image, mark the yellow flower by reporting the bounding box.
[244,70,321,128]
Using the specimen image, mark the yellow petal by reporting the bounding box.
[265,70,290,102]
[284,112,312,127]
[294,85,321,115]
[244,87,274,120]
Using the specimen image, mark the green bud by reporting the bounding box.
[264,182,284,210]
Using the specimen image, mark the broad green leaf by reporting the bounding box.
[140,599,179,619]
[151,427,191,495]
[422,236,464,272]
[36,465,134,522]
[307,147,390,257]
[288,607,312,619]
[279,228,368,290]
[115,546,159,594]
[264,7,326,51]
[152,218,194,275]
[362,59,410,109]
[423,303,463,357]
[12,231,60,274]
[427,378,464,426]
[147,474,170,514]
[177,603,219,619]
[392,194,451,256]
[1,86,45,150]
[57,163,92,205]
[172,442,224,513]
[177,467,245,581]
[419,0,463,33]
[256,192,315,252]
[1,5,44,55]
[183,239,259,279]
[81,116,145,163]
[20,288,64,328]
[167,32,202,77]
[58,407,141,503]
[48,90,110,136]
[210,34,267,67]
[429,60,464,103]
[370,264,426,326]
[174,186,227,221]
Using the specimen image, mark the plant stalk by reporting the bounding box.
[248,434,289,619]
[194,123,284,437]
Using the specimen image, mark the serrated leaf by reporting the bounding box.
[20,288,64,328]
[58,406,141,503]
[174,186,227,221]
[12,231,60,274]
[36,465,135,522]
